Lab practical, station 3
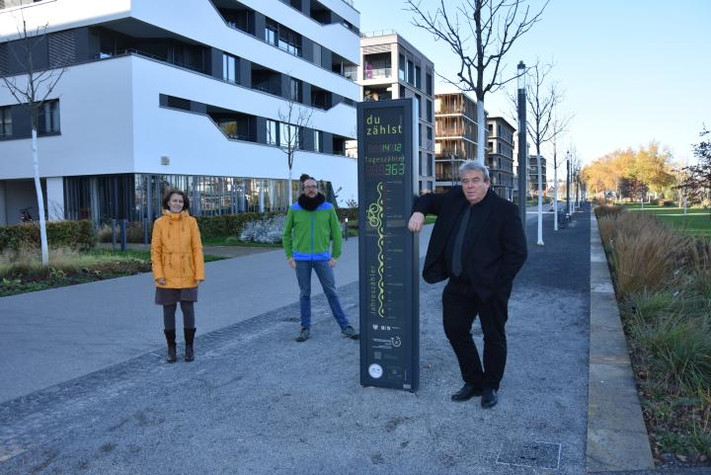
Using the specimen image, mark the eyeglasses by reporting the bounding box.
[304,185,318,189]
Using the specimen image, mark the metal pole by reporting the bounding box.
[111,218,117,251]
[566,151,571,216]
[553,150,558,231]
[536,152,543,245]
[120,219,127,251]
[516,61,527,235]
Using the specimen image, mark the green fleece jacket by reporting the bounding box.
[282,200,342,261]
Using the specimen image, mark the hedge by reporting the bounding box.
[0,220,96,252]
[195,212,286,240]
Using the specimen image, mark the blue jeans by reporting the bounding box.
[295,260,350,330]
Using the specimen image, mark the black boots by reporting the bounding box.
[164,328,196,362]
[164,329,177,363]
[184,327,196,362]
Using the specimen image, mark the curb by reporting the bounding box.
[586,213,655,472]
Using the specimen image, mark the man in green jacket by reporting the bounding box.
[283,175,359,342]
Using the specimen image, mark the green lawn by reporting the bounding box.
[623,204,711,237]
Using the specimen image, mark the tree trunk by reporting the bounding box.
[288,166,293,205]
[32,128,49,266]
[476,96,486,165]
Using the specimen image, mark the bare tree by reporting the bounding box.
[1,18,67,265]
[271,87,314,205]
[406,0,547,165]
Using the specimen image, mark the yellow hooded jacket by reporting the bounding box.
[151,210,205,289]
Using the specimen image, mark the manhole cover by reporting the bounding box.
[496,442,561,469]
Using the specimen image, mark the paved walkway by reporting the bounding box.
[0,206,703,474]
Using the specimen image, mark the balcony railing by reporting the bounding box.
[360,29,396,38]
[364,67,391,80]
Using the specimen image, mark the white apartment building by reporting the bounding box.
[0,0,359,226]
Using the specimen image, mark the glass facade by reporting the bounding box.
[63,173,335,234]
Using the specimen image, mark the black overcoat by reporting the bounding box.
[413,187,528,302]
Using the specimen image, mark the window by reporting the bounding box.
[278,26,301,56]
[222,53,238,83]
[426,72,433,95]
[166,96,191,111]
[0,106,11,138]
[224,8,254,35]
[398,54,405,81]
[314,130,322,152]
[426,100,432,122]
[218,119,238,138]
[265,20,278,46]
[266,120,301,149]
[280,123,300,148]
[265,19,301,57]
[38,100,60,135]
[415,65,421,89]
[266,119,278,145]
[289,77,302,102]
[313,43,322,66]
[407,60,414,86]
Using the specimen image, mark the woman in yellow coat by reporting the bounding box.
[151,189,205,363]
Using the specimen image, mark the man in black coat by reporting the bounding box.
[408,160,527,408]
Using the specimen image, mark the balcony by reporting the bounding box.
[364,67,391,80]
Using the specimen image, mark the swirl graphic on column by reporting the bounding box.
[366,182,385,318]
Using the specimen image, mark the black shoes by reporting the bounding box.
[481,388,498,408]
[451,383,483,402]
[341,325,360,339]
[451,384,499,407]
[296,327,311,342]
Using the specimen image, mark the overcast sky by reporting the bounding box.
[354,0,710,166]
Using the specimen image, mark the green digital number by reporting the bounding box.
[384,163,405,176]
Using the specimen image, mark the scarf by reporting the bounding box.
[298,193,326,211]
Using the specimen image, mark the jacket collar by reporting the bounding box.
[162,209,190,220]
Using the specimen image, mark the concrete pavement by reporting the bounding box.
[0,205,688,474]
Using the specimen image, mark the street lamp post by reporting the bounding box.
[516,61,527,235]
[535,153,544,246]
[566,150,571,216]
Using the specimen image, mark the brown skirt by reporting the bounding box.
[155,287,198,306]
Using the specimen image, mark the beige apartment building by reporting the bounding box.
[487,116,516,200]
[434,92,478,192]
[434,93,515,198]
